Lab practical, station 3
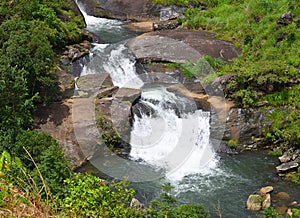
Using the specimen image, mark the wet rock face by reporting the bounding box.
[223,108,264,147]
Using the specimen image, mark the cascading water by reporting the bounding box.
[81,43,143,88]
[76,3,286,217]
[130,86,217,181]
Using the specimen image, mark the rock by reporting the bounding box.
[246,194,263,211]
[114,88,141,104]
[276,192,291,200]
[77,0,161,21]
[260,186,274,194]
[291,153,298,161]
[66,44,90,62]
[183,82,205,94]
[55,69,75,99]
[130,198,144,209]
[279,152,292,163]
[223,108,264,147]
[262,194,271,209]
[166,84,211,111]
[128,30,240,64]
[276,206,288,215]
[96,86,119,99]
[290,201,298,206]
[34,101,86,168]
[276,160,299,173]
[76,73,113,96]
[126,22,154,32]
[277,11,293,28]
[153,20,179,31]
[287,208,293,217]
[128,34,202,64]
[159,5,183,21]
[132,102,155,118]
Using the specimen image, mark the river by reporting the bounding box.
[75,2,299,217]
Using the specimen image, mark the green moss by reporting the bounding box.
[268,148,283,156]
[227,139,239,149]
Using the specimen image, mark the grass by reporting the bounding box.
[178,0,300,149]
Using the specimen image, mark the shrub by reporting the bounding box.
[60,174,142,217]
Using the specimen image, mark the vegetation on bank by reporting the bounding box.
[180,0,300,148]
[151,0,300,186]
[0,0,209,217]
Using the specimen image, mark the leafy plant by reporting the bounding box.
[227,139,239,149]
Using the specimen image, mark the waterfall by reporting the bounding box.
[77,1,217,181]
[81,43,143,89]
[130,86,217,181]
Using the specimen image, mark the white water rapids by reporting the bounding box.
[77,2,217,181]
[75,3,286,216]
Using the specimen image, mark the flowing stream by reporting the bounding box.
[75,3,300,217]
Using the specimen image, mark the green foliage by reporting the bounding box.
[152,0,203,6]
[9,130,72,197]
[181,0,300,107]
[148,183,209,218]
[292,207,300,218]
[60,174,141,217]
[172,204,209,218]
[96,113,123,151]
[227,139,239,149]
[268,148,283,156]
[263,207,284,218]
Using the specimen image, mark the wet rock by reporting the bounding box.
[279,152,292,163]
[276,160,299,173]
[276,206,288,215]
[132,102,155,118]
[262,194,271,209]
[224,108,264,147]
[76,73,113,96]
[183,82,205,94]
[65,43,90,62]
[96,86,119,99]
[210,139,239,154]
[276,192,291,200]
[166,84,211,111]
[114,88,141,104]
[246,194,263,211]
[260,186,274,194]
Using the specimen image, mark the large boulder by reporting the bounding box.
[77,0,161,21]
[276,160,299,173]
[34,100,86,168]
[128,30,240,64]
[246,194,263,211]
[223,108,264,147]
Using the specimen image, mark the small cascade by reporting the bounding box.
[81,43,143,89]
[130,86,217,181]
